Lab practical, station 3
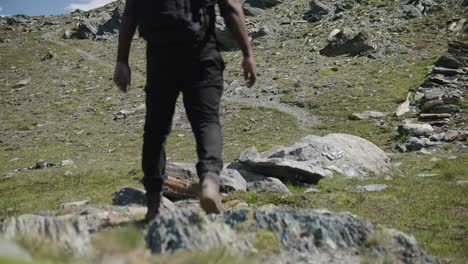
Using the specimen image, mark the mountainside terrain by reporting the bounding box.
[0,0,467,263]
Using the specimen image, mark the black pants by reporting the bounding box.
[142,40,224,193]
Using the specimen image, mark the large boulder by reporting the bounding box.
[0,214,91,255]
[319,29,374,57]
[230,133,392,184]
[146,207,441,263]
[146,209,253,254]
[71,1,124,39]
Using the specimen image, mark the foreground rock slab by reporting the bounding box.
[0,214,91,255]
[146,207,441,264]
[230,133,392,184]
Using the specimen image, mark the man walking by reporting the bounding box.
[113,0,256,221]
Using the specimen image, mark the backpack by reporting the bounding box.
[137,0,217,45]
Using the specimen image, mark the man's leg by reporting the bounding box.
[141,85,178,220]
[183,83,224,214]
[141,43,181,220]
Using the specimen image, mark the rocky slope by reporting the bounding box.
[0,0,467,263]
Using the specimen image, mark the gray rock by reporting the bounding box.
[243,4,265,16]
[303,187,320,194]
[303,0,332,22]
[146,207,440,263]
[247,177,292,194]
[5,15,29,25]
[417,173,439,177]
[111,186,175,210]
[13,78,31,88]
[146,209,253,254]
[41,51,55,61]
[349,111,387,120]
[319,29,374,57]
[0,237,32,261]
[404,137,432,151]
[72,2,124,39]
[456,180,468,185]
[434,41,468,69]
[112,187,146,206]
[232,134,392,182]
[59,159,74,167]
[59,200,90,211]
[398,123,434,137]
[220,169,247,192]
[1,214,91,255]
[245,0,283,9]
[430,104,461,113]
[443,130,459,142]
[353,184,387,192]
[401,0,439,19]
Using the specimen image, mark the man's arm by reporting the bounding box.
[114,0,138,93]
[219,0,256,87]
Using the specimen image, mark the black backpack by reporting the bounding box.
[137,0,217,45]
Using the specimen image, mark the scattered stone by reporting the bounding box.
[430,104,460,113]
[59,159,74,167]
[1,214,91,255]
[444,130,459,142]
[303,0,332,22]
[0,38,11,44]
[457,131,468,141]
[59,200,90,211]
[13,78,31,88]
[0,237,32,261]
[404,137,432,151]
[418,148,432,155]
[418,113,451,120]
[303,187,320,194]
[111,186,176,211]
[243,4,265,16]
[320,29,374,57]
[434,41,468,69]
[349,111,387,120]
[245,0,283,9]
[456,180,468,185]
[215,16,267,50]
[63,29,72,39]
[430,132,446,142]
[247,177,292,194]
[31,159,55,170]
[64,171,74,177]
[231,134,392,182]
[432,67,465,76]
[398,123,433,137]
[417,173,439,177]
[41,51,55,61]
[353,184,387,192]
[395,93,411,116]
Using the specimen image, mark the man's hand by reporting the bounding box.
[113,62,131,93]
[243,56,256,87]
